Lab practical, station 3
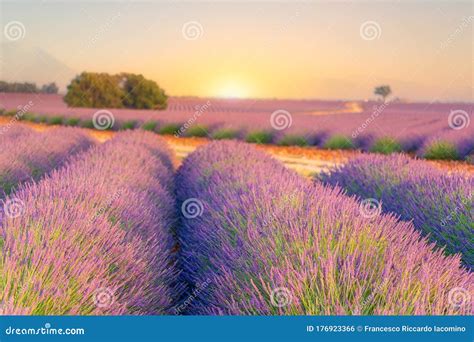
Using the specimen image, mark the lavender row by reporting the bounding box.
[320,154,474,269]
[0,131,180,314]
[176,141,472,315]
[0,125,34,143]
[1,93,473,160]
[4,109,473,161]
[0,125,94,197]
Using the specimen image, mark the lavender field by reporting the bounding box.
[1,93,473,161]
[321,154,474,269]
[0,125,472,316]
[0,126,94,198]
[1,130,179,314]
[1,2,473,340]
[176,141,472,315]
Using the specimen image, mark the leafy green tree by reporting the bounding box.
[374,85,392,102]
[0,81,38,93]
[64,72,124,108]
[120,73,168,109]
[41,82,59,94]
[64,72,168,109]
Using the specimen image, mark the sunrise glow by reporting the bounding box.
[215,81,250,99]
[1,1,471,101]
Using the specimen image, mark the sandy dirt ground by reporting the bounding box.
[1,117,473,176]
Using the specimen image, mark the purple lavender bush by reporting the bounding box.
[2,94,473,161]
[321,153,473,269]
[0,126,94,197]
[0,125,35,142]
[176,141,473,315]
[0,131,180,314]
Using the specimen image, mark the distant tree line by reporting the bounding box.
[0,81,59,94]
[64,72,168,109]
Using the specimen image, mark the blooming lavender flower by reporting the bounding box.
[176,141,473,315]
[321,153,474,269]
[0,130,180,315]
[0,126,94,197]
[0,125,34,142]
[2,94,473,159]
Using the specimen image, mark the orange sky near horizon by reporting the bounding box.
[0,1,472,101]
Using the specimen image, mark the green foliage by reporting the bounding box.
[324,135,355,150]
[245,130,273,144]
[40,82,59,94]
[278,134,309,147]
[185,125,209,137]
[159,123,182,135]
[374,85,392,101]
[211,129,239,140]
[370,137,403,154]
[79,120,95,129]
[0,81,59,94]
[36,116,48,123]
[0,177,15,197]
[48,116,64,125]
[5,110,18,116]
[120,73,168,109]
[0,81,37,93]
[467,153,474,165]
[64,72,167,109]
[141,121,158,132]
[65,118,81,126]
[119,120,138,130]
[424,141,460,160]
[22,113,37,122]
[64,72,124,108]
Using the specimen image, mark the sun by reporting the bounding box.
[215,81,250,99]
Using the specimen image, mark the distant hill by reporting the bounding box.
[0,43,76,93]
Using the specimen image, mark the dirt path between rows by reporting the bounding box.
[1,117,473,176]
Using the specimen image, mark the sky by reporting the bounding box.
[0,0,472,101]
